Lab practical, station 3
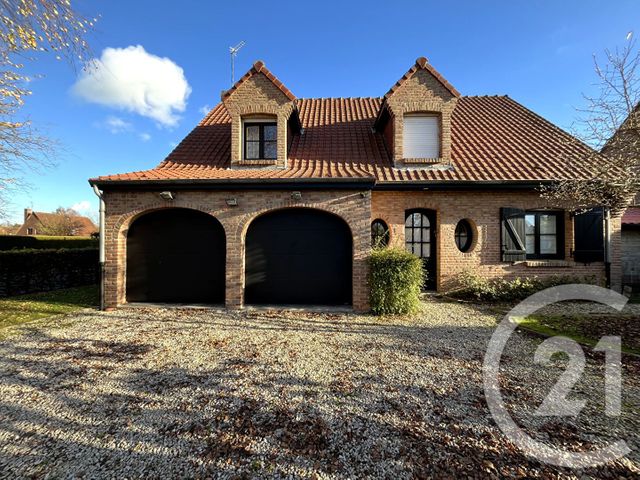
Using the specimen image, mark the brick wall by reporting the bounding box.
[371,190,622,291]
[102,189,371,311]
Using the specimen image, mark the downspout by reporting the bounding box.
[92,184,106,310]
[604,207,612,289]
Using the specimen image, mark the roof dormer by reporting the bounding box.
[375,56,459,167]
[222,60,300,168]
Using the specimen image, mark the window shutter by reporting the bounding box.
[501,207,527,262]
[573,207,604,263]
[403,115,440,158]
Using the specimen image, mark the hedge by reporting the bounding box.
[451,270,599,302]
[369,248,424,315]
[0,247,99,297]
[0,235,98,251]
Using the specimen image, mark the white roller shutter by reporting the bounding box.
[403,115,440,159]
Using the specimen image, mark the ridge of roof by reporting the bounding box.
[221,60,296,102]
[383,56,461,100]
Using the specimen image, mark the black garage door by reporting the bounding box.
[126,208,225,303]
[245,208,352,305]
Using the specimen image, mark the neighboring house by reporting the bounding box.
[89,57,621,311]
[602,103,640,290]
[17,208,96,237]
[622,194,640,287]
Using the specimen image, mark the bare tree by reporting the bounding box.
[39,207,85,236]
[542,36,640,215]
[0,1,96,217]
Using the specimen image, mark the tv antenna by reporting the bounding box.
[229,41,246,85]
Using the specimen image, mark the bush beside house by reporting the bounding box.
[369,248,424,315]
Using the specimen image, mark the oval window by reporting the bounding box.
[371,219,390,248]
[454,219,473,252]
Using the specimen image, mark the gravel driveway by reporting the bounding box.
[0,300,638,479]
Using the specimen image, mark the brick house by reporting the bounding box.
[17,208,96,237]
[89,57,621,312]
[622,199,640,287]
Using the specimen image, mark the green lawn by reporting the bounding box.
[516,312,640,355]
[0,285,98,333]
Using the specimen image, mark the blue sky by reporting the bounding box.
[8,0,640,224]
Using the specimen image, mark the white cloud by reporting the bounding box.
[71,200,93,213]
[102,115,132,133]
[73,45,191,127]
[139,132,151,142]
[199,104,211,115]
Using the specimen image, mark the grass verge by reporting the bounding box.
[514,313,640,356]
[0,285,98,334]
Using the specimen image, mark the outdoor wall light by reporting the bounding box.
[291,191,302,201]
[159,191,175,201]
[226,197,238,207]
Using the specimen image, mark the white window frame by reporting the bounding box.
[403,114,441,159]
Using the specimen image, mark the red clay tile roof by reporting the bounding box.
[222,60,296,102]
[91,96,599,185]
[383,56,460,99]
[623,207,640,225]
[30,212,96,236]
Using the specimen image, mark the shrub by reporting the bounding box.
[0,235,98,251]
[0,247,98,297]
[452,270,597,302]
[369,248,424,315]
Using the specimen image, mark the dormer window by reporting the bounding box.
[244,121,277,160]
[403,114,440,159]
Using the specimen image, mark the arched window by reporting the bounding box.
[454,219,473,252]
[371,219,390,248]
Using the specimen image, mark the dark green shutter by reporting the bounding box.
[573,207,604,263]
[501,207,527,262]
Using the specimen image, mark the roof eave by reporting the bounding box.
[88,177,377,190]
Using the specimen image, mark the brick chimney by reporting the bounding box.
[24,208,32,223]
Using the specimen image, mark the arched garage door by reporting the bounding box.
[126,208,225,303]
[245,208,352,305]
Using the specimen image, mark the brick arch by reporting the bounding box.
[112,204,229,305]
[114,203,229,237]
[239,205,355,306]
[226,203,359,308]
[236,203,356,241]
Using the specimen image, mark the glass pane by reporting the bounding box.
[540,214,557,234]
[264,141,277,159]
[412,244,421,256]
[540,235,557,254]
[456,232,467,250]
[421,215,430,228]
[525,215,535,235]
[405,227,413,243]
[413,228,422,242]
[422,244,430,258]
[246,125,260,141]
[405,216,413,227]
[421,228,429,242]
[413,214,421,227]
[264,124,277,141]
[526,234,535,254]
[246,141,260,159]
